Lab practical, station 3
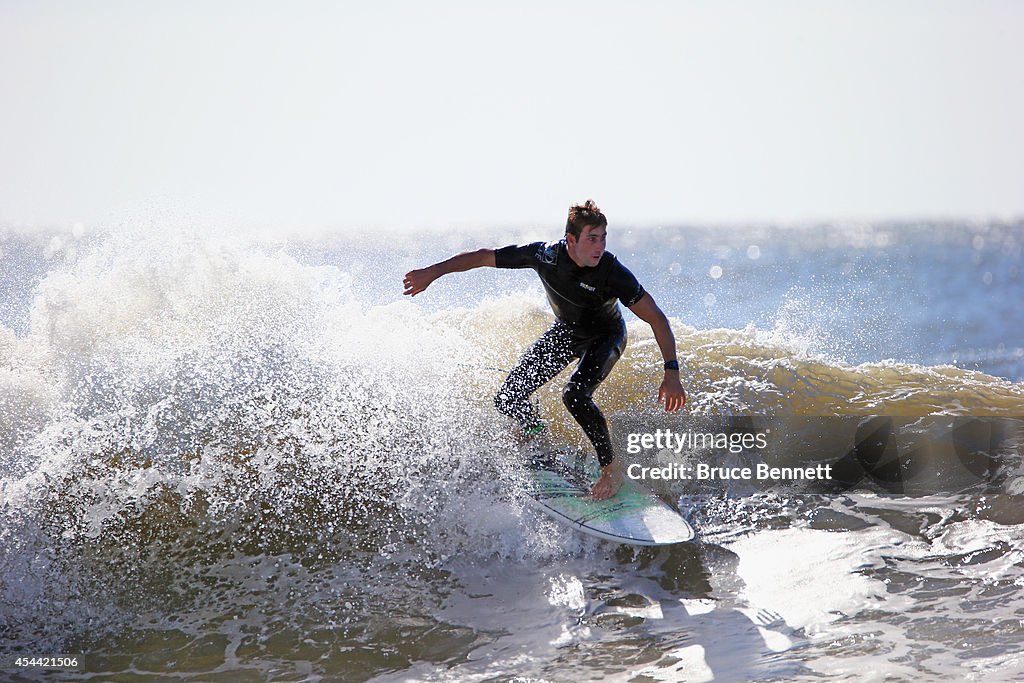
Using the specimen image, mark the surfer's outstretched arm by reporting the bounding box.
[628,293,687,412]
[403,248,496,296]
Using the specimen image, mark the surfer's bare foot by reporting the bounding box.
[590,462,624,500]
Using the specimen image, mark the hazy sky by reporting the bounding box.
[2,1,1022,231]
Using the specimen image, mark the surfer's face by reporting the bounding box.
[567,225,606,268]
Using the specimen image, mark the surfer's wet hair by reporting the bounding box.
[566,199,607,238]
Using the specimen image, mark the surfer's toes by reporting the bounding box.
[589,480,620,500]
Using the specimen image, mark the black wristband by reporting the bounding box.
[664,360,679,371]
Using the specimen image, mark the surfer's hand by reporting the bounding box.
[590,462,624,500]
[403,266,438,296]
[658,374,686,412]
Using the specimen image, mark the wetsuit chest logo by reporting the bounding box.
[536,243,559,265]
[579,282,596,292]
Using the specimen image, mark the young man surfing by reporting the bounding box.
[403,200,686,499]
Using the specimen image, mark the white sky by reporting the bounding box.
[1,1,1022,231]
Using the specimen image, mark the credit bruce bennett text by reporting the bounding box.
[627,461,834,482]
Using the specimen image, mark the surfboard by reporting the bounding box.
[523,449,695,546]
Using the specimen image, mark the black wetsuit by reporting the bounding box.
[493,240,646,467]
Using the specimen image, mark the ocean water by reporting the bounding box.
[1,221,1023,682]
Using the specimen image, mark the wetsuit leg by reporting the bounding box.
[495,323,576,430]
[561,325,627,467]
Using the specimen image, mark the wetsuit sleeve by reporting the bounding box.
[609,259,646,307]
[494,242,544,269]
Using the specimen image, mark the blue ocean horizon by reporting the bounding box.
[334,219,1024,382]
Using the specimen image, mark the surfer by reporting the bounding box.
[403,200,686,499]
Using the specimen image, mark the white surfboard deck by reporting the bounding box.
[524,450,695,546]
